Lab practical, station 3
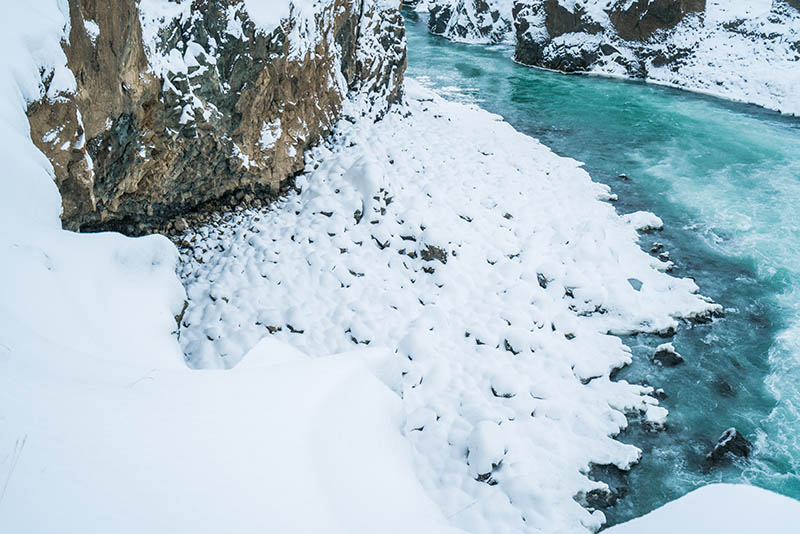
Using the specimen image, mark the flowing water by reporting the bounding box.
[402,9,800,526]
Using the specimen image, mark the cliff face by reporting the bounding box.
[428,0,511,43]
[513,0,705,73]
[27,0,406,234]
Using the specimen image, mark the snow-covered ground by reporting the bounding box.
[644,0,800,116]
[0,3,460,532]
[176,79,719,532]
[3,1,773,533]
[605,483,800,534]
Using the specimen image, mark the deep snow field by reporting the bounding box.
[174,80,720,532]
[2,1,799,533]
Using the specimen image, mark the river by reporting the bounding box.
[403,8,800,526]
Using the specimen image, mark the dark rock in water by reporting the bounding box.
[652,343,684,366]
[584,487,619,509]
[714,376,736,397]
[706,428,753,464]
[618,173,630,181]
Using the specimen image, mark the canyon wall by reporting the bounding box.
[27,0,406,234]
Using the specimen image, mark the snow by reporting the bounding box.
[0,2,757,533]
[645,1,800,116]
[0,333,460,533]
[83,19,100,43]
[259,117,283,150]
[0,3,459,533]
[605,484,800,534]
[176,78,719,532]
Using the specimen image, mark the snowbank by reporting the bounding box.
[605,484,800,533]
[0,334,458,533]
[0,3,454,533]
[177,78,719,532]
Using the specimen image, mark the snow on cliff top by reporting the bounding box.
[606,484,800,534]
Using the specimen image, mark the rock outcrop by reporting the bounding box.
[422,0,800,114]
[28,0,406,234]
[512,0,705,74]
[427,0,513,43]
[706,427,753,465]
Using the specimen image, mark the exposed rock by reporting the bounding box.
[429,0,511,43]
[652,342,684,366]
[608,0,705,41]
[28,0,406,234]
[706,427,753,465]
[420,243,448,263]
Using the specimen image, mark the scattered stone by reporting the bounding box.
[652,342,684,366]
[714,376,736,397]
[421,244,448,263]
[706,428,753,465]
[584,487,619,509]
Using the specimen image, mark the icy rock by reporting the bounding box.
[706,428,753,465]
[652,342,684,367]
[622,211,664,233]
[467,421,508,481]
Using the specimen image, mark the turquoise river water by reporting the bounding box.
[402,9,800,527]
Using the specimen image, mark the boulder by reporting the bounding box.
[706,428,753,464]
[652,342,684,366]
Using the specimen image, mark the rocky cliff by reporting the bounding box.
[27,0,406,234]
[420,0,800,114]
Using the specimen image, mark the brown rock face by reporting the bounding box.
[542,0,603,38]
[609,0,706,41]
[27,0,406,234]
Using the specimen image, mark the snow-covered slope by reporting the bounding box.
[176,79,718,532]
[0,3,458,532]
[1,2,751,533]
[605,484,800,534]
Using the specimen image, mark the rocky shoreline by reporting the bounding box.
[412,0,800,115]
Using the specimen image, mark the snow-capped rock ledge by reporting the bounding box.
[176,79,719,532]
[420,0,800,115]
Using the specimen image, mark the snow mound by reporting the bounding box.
[605,484,800,533]
[176,78,719,532]
[1,3,454,533]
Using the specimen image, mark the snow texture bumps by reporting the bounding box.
[177,79,719,532]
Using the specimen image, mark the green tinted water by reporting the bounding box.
[402,9,800,525]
